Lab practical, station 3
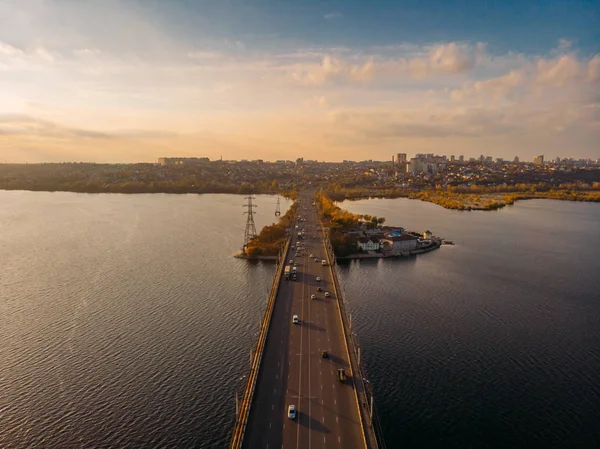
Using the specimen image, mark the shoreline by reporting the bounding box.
[340,191,600,211]
[336,239,442,260]
[234,253,278,260]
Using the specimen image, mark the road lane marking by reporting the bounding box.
[336,416,339,423]
[269,423,272,429]
[274,388,277,393]
[272,404,274,410]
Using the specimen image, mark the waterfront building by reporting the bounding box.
[423,230,433,239]
[534,155,544,165]
[382,234,418,252]
[357,238,380,252]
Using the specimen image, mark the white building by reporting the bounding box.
[423,230,432,239]
[357,237,380,252]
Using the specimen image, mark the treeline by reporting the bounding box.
[245,203,298,257]
[0,179,280,195]
[323,182,600,203]
[410,189,600,211]
[322,186,411,202]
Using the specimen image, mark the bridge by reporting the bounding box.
[230,191,385,449]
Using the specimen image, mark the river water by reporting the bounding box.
[339,197,600,448]
[0,191,291,448]
[1,192,599,448]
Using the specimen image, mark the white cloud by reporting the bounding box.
[535,55,582,87]
[0,0,597,162]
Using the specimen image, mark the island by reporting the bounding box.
[315,191,442,259]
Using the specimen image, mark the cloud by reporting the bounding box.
[0,114,179,140]
[535,55,582,87]
[288,42,487,86]
[324,12,342,20]
[0,0,598,162]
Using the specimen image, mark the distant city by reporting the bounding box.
[1,153,599,196]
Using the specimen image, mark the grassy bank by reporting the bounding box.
[409,190,600,211]
[244,202,297,257]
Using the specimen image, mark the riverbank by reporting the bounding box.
[233,253,278,260]
[408,190,600,211]
[237,201,297,259]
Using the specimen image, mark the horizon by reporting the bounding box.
[1,0,599,163]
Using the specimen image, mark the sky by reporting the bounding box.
[0,0,599,163]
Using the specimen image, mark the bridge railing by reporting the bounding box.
[321,223,387,449]
[229,237,291,449]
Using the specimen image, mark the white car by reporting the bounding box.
[292,315,299,324]
[309,254,314,258]
[310,294,316,299]
[288,404,296,419]
[324,292,330,298]
[289,260,293,264]
[316,277,321,282]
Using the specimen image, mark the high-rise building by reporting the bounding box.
[396,153,407,163]
[459,155,464,162]
[534,155,544,165]
[514,156,520,163]
[555,156,561,164]
[450,155,455,162]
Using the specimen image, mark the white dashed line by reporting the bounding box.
[336,416,339,423]
[272,404,274,410]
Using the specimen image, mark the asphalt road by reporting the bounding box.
[242,192,366,449]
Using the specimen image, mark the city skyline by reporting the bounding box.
[1,0,599,163]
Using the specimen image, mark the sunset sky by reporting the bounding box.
[1,0,598,163]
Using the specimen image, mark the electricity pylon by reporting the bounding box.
[242,195,258,253]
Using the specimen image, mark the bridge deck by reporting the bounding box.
[241,192,368,449]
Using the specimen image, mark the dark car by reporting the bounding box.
[317,287,323,292]
[321,351,329,358]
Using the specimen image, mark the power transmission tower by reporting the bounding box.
[275,196,281,216]
[242,195,258,253]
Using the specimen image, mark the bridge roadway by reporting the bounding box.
[242,192,366,449]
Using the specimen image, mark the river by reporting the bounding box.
[1,192,599,448]
[338,197,600,448]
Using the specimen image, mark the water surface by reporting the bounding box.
[0,191,291,448]
[339,198,600,448]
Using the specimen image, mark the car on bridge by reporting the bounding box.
[292,315,299,324]
[321,350,329,358]
[316,277,321,282]
[324,292,330,298]
[287,404,296,419]
[310,294,316,299]
[337,368,346,382]
[317,287,322,292]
